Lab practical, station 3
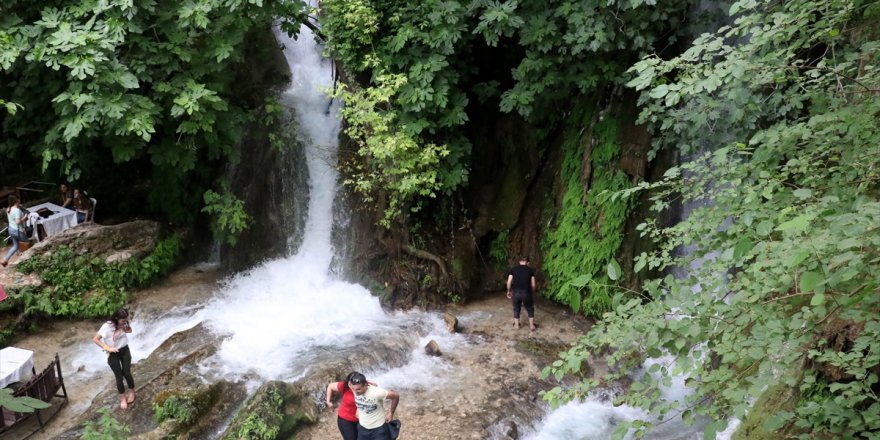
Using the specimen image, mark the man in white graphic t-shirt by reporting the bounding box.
[348,372,400,440]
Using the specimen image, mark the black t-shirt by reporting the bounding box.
[508,264,535,293]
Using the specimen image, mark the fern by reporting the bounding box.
[541,106,634,317]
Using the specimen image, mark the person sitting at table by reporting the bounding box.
[59,182,74,210]
[2,195,27,268]
[73,189,92,224]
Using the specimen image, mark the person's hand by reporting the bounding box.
[107,346,119,353]
[506,290,512,299]
[325,400,333,410]
[385,412,393,423]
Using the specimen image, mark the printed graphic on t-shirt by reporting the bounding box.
[354,394,379,414]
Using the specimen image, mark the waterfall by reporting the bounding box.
[69,18,460,386]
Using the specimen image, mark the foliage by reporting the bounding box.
[153,394,196,425]
[0,387,51,413]
[203,181,252,246]
[335,75,452,226]
[541,108,634,317]
[10,235,182,320]
[0,0,306,223]
[487,229,509,268]
[82,408,130,440]
[232,388,284,440]
[321,0,690,222]
[543,0,880,439]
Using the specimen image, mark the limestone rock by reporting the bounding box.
[444,311,460,333]
[20,220,162,265]
[425,340,442,357]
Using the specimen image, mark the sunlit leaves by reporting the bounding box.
[334,75,451,227]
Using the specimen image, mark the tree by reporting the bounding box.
[0,0,305,225]
[544,0,880,438]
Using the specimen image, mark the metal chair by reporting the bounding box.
[88,198,97,223]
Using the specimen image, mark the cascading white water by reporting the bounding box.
[70,19,463,387]
[191,23,394,382]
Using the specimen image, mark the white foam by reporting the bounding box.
[522,400,647,440]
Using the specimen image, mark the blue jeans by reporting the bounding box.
[4,232,19,263]
[77,212,87,224]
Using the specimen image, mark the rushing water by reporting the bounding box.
[68,17,456,388]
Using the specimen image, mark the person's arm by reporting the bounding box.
[93,331,118,353]
[325,382,338,407]
[506,274,513,299]
[531,275,537,293]
[385,390,399,422]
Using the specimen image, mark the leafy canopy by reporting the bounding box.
[0,0,305,225]
[320,0,689,222]
[544,0,880,438]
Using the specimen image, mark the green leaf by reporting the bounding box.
[785,250,810,268]
[649,84,669,99]
[810,293,826,306]
[776,214,811,233]
[800,271,822,293]
[733,238,753,260]
[634,257,646,273]
[570,274,592,288]
[756,220,774,236]
[792,188,812,199]
[607,258,622,281]
[569,286,581,313]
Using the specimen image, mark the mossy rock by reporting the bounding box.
[150,381,246,439]
[731,382,800,440]
[221,381,317,440]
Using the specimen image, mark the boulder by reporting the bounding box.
[21,220,161,265]
[425,340,442,357]
[444,311,460,333]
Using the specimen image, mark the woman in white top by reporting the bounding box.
[2,195,26,268]
[93,308,136,409]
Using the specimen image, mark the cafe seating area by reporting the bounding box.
[2,181,97,263]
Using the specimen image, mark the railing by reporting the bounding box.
[0,353,69,439]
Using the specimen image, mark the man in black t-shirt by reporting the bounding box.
[506,256,537,331]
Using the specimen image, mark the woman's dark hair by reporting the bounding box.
[110,308,130,326]
[7,195,19,207]
[347,372,367,386]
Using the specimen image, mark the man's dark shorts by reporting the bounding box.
[512,289,535,318]
[357,423,391,440]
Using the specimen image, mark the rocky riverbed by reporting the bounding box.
[5,264,591,439]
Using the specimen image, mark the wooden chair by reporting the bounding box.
[0,353,69,439]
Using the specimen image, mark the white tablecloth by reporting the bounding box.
[28,202,78,237]
[0,346,35,388]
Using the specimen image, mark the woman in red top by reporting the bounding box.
[326,372,373,440]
